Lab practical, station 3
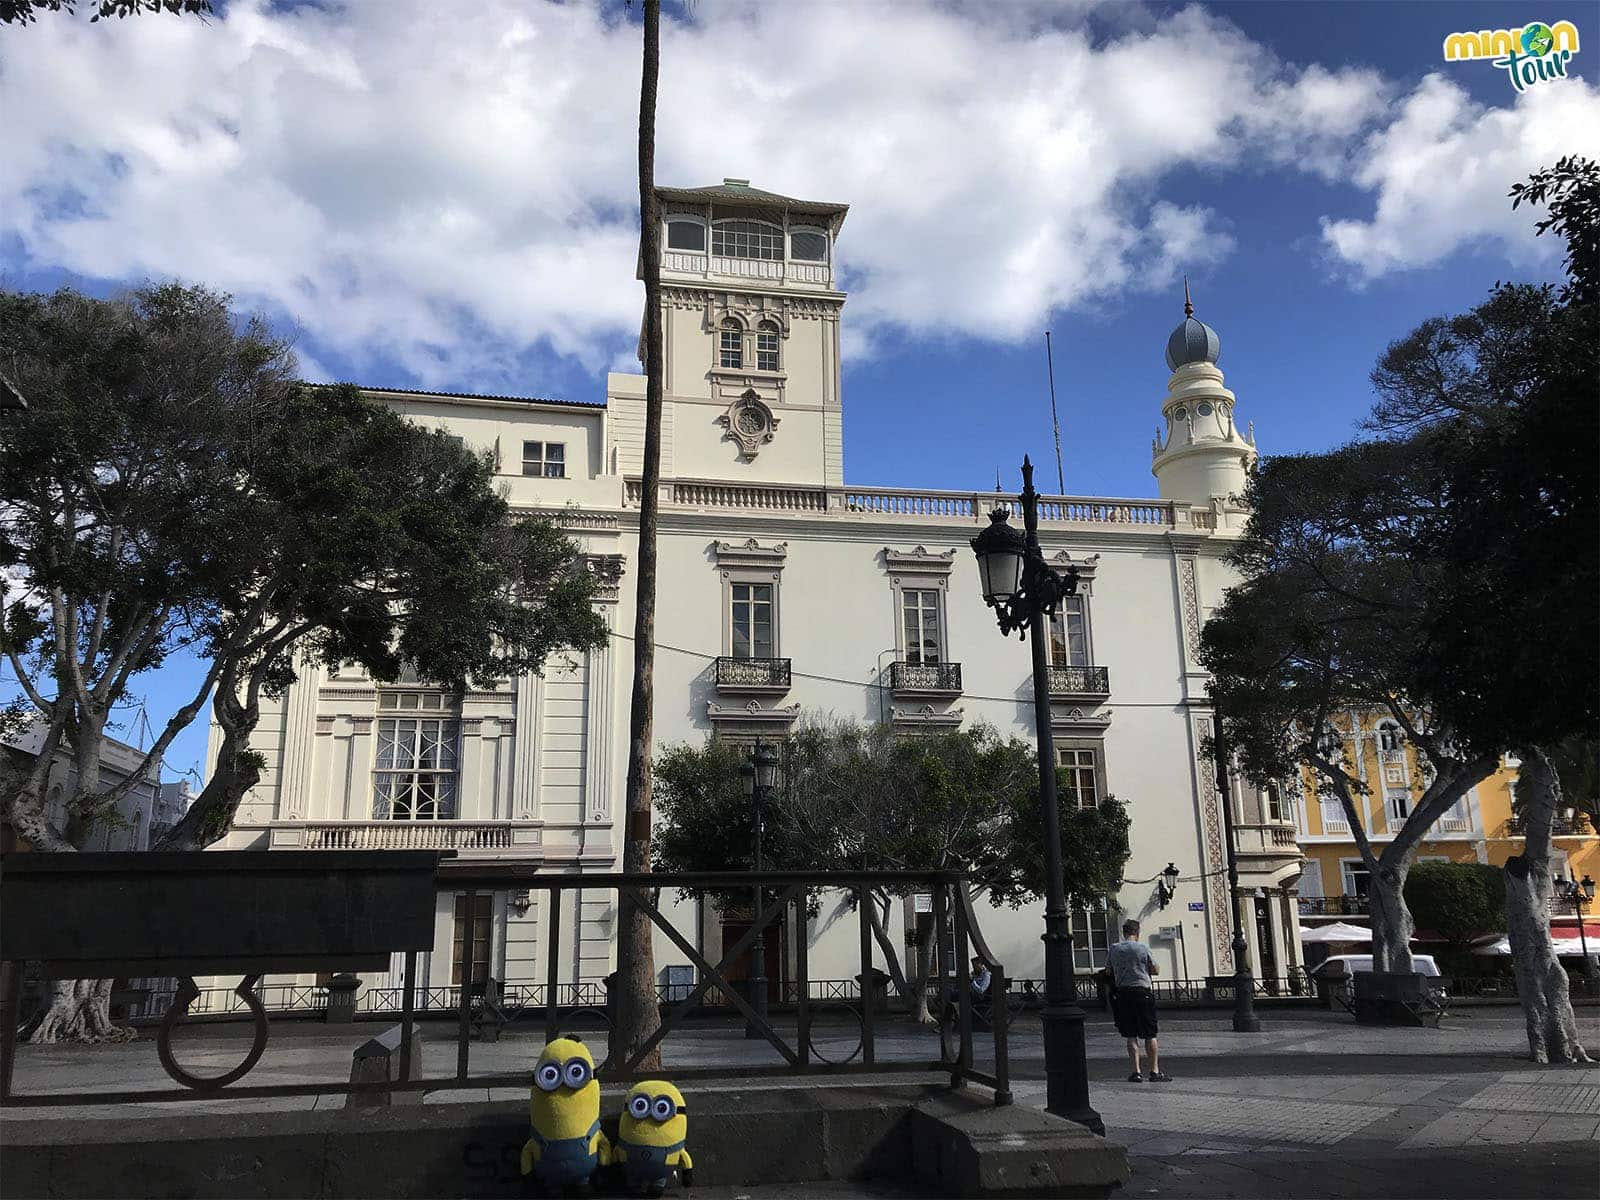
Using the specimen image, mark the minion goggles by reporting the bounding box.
[534,1058,594,1091]
[627,1093,685,1121]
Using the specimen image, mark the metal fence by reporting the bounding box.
[0,860,1013,1110]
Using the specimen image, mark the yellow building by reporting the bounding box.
[1291,713,1599,934]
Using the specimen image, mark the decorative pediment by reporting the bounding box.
[884,546,958,575]
[1051,706,1112,734]
[707,700,800,727]
[717,391,780,459]
[891,704,965,730]
[714,538,788,571]
[1049,550,1101,592]
[583,553,627,603]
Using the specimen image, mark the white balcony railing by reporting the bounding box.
[274,821,541,854]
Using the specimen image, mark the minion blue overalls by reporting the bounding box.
[528,1120,603,1190]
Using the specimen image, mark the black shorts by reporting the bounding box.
[1112,986,1158,1039]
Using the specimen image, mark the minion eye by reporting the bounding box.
[629,1094,652,1119]
[535,1063,562,1091]
[652,1096,676,1121]
[563,1059,592,1088]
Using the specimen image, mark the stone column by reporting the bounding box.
[1264,890,1289,982]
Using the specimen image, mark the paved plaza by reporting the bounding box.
[5,1005,1599,1197]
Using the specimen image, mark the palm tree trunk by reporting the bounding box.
[613,0,665,1073]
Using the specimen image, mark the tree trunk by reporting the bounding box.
[1366,857,1416,973]
[613,0,664,1073]
[29,978,134,1044]
[1505,746,1591,1064]
[154,690,263,851]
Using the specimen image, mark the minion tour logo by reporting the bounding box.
[1443,20,1580,92]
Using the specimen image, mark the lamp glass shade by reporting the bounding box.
[1162,863,1180,886]
[740,759,756,798]
[753,743,780,791]
[1583,874,1596,901]
[971,509,1026,604]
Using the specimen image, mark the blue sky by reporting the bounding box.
[2,0,1595,783]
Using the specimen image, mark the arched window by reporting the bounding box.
[712,219,782,261]
[1377,722,1402,753]
[790,228,828,261]
[719,318,743,369]
[666,218,705,252]
[756,320,780,372]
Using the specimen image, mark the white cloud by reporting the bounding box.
[1322,73,1600,279]
[1,1,1401,390]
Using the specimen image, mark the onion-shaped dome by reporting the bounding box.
[1164,280,1221,370]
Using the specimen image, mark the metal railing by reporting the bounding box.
[889,661,962,695]
[1,865,1010,1110]
[1044,665,1110,697]
[713,656,792,690]
[1298,896,1370,916]
[1506,815,1590,837]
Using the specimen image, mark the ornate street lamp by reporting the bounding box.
[741,741,780,1037]
[1157,863,1181,910]
[971,457,1100,1134]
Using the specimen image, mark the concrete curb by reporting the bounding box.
[1,1084,1127,1198]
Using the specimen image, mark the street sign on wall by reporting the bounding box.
[1188,901,1206,911]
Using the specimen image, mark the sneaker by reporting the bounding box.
[1148,1071,1172,1082]
[1127,1071,1143,1082]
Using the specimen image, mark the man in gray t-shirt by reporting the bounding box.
[1106,920,1169,1082]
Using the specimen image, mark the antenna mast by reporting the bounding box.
[1044,331,1065,494]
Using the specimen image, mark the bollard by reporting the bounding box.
[346,1024,423,1108]
[324,973,361,1025]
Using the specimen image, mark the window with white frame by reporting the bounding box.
[719,319,743,369]
[666,219,706,251]
[756,321,780,372]
[712,219,783,260]
[1388,789,1410,821]
[1047,595,1090,667]
[901,588,943,665]
[374,693,460,820]
[522,441,566,478]
[1265,781,1291,823]
[790,229,828,261]
[1377,722,1402,752]
[730,582,775,659]
[1070,902,1111,971]
[1057,745,1101,809]
[1341,860,1371,898]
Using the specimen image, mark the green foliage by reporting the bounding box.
[652,717,1133,911]
[0,0,210,24]
[1510,154,1600,306]
[1403,860,1506,948]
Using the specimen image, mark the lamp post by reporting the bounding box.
[741,741,779,1037]
[1208,687,1261,1032]
[1560,873,1597,996]
[1157,863,1181,910]
[970,457,1101,1135]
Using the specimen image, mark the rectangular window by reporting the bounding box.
[1047,596,1089,667]
[1341,861,1371,899]
[373,716,459,819]
[452,894,492,987]
[901,589,943,665]
[1057,747,1099,809]
[719,327,743,369]
[756,328,779,372]
[522,441,566,478]
[1070,903,1110,971]
[711,221,783,260]
[1389,790,1410,821]
[1265,782,1288,823]
[666,220,705,251]
[730,582,774,659]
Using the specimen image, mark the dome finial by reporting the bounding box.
[1183,276,1194,319]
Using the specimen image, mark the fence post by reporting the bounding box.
[456,891,473,1083]
[545,887,562,1045]
[398,951,417,1083]
[795,891,811,1067]
[951,880,973,1088]
[991,964,1012,1106]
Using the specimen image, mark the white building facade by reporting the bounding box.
[211,180,1304,997]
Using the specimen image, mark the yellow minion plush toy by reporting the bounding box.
[521,1038,609,1193]
[613,1080,693,1196]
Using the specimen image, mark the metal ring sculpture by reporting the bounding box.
[156,974,269,1091]
[805,1005,866,1065]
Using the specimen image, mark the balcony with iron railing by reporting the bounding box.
[1298,896,1370,917]
[889,660,963,698]
[1045,665,1110,700]
[713,655,792,694]
[1506,815,1591,837]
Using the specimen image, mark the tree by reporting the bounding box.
[1357,157,1598,1062]
[614,0,665,1072]
[0,0,209,24]
[1403,860,1505,960]
[1202,445,1500,975]
[653,718,1134,1022]
[2,285,607,1041]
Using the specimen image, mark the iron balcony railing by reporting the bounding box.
[1297,896,1370,916]
[1044,665,1110,698]
[713,655,792,691]
[1506,815,1589,837]
[889,661,963,696]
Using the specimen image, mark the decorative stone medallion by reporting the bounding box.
[718,390,779,459]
